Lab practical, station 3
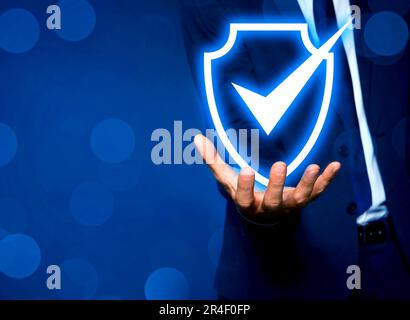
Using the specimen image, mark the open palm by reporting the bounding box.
[194,134,341,224]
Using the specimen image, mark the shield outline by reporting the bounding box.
[204,23,334,186]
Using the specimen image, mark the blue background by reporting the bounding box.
[0,0,408,300]
[0,0,226,300]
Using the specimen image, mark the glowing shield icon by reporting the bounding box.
[204,21,351,186]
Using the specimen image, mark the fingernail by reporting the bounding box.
[241,167,254,176]
[307,165,319,177]
[332,162,341,173]
[274,163,286,174]
[194,134,203,145]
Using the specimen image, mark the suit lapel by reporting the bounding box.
[347,0,385,135]
[268,0,385,135]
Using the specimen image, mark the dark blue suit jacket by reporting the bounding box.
[181,0,410,299]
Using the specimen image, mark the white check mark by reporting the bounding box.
[232,18,353,135]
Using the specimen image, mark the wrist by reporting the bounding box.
[235,206,282,227]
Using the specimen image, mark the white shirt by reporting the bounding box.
[297,0,388,225]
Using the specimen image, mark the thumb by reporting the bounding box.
[194,134,237,195]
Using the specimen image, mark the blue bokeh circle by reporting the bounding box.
[0,234,41,279]
[55,0,96,42]
[70,181,114,226]
[364,11,409,57]
[91,118,135,163]
[0,9,40,53]
[0,123,18,166]
[61,258,98,299]
[145,267,190,300]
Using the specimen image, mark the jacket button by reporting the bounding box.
[338,144,349,158]
[346,202,357,215]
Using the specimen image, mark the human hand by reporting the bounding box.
[194,134,341,224]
